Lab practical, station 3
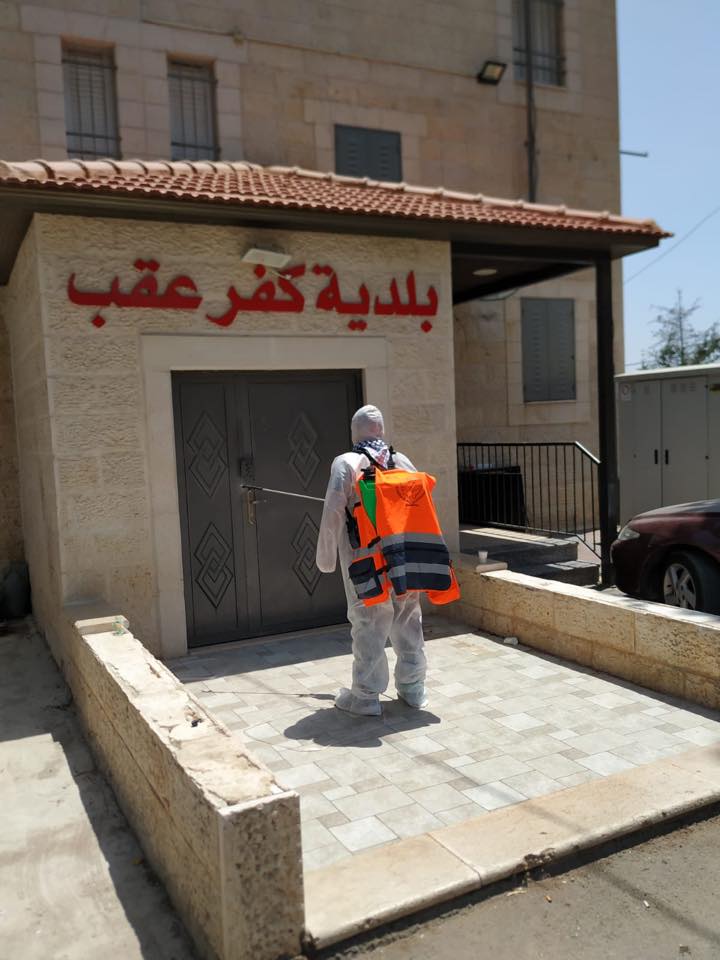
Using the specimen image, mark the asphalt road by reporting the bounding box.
[326,813,720,960]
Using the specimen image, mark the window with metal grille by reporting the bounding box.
[334,125,402,182]
[512,0,566,87]
[169,60,219,161]
[521,298,576,402]
[62,46,120,159]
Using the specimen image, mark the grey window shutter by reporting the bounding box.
[522,299,550,402]
[547,299,576,400]
[335,126,402,181]
[522,298,576,402]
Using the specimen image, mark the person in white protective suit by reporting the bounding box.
[316,404,427,717]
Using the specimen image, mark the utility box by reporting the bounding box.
[616,363,720,522]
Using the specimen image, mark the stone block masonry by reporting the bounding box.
[450,558,720,711]
[47,602,305,960]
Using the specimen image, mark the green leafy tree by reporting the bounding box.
[642,290,720,368]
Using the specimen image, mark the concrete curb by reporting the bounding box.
[303,744,720,950]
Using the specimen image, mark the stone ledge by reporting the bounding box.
[304,745,720,950]
[448,564,720,709]
[45,602,305,960]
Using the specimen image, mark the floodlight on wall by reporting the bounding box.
[241,246,291,269]
[476,60,507,85]
[473,267,498,277]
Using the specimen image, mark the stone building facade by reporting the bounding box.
[0,0,622,577]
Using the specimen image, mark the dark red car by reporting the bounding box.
[611,500,720,614]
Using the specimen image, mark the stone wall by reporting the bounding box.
[0,305,23,571]
[2,0,619,212]
[9,212,456,655]
[2,224,60,623]
[47,602,304,960]
[451,558,720,710]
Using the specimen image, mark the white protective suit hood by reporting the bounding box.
[350,405,385,444]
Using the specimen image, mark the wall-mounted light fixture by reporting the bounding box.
[473,267,499,277]
[476,60,507,85]
[241,246,291,269]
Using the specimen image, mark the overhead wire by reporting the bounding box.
[624,203,720,284]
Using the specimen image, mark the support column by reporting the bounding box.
[595,258,619,584]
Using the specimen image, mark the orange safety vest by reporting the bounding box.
[347,465,460,607]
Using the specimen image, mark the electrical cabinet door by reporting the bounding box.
[618,379,662,521]
[661,376,709,506]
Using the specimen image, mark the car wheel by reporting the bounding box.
[661,552,720,615]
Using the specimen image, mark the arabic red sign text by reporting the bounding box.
[66,260,438,333]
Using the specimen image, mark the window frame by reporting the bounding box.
[512,0,566,88]
[334,124,403,182]
[62,43,121,160]
[168,58,220,162]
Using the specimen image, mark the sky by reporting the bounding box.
[617,0,720,370]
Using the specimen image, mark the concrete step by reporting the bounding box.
[521,559,600,586]
[459,526,578,566]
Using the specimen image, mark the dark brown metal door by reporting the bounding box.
[173,370,361,647]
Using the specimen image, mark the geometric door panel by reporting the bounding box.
[173,370,361,647]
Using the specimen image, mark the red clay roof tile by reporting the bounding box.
[0,159,667,239]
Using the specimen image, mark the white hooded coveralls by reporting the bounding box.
[315,406,426,703]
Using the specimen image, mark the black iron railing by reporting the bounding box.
[457,442,601,558]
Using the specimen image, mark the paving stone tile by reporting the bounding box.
[675,726,720,746]
[302,818,336,852]
[576,752,637,776]
[435,802,488,826]
[323,784,356,801]
[528,752,587,779]
[410,783,469,813]
[495,712,547,732]
[562,730,629,754]
[463,780,528,811]
[462,755,531,785]
[556,770,601,787]
[377,803,444,839]
[330,816,397,852]
[303,839,351,871]
[320,811,349,828]
[396,735,445,757]
[434,681,475,697]
[585,692,637,709]
[502,770,562,799]
[333,785,414,821]
[446,754,474,768]
[300,792,338,820]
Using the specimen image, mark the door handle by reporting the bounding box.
[654,449,658,465]
[665,450,669,465]
[245,487,267,526]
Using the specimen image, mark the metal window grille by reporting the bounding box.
[521,297,576,402]
[512,0,566,87]
[334,125,402,182]
[169,60,219,161]
[62,46,120,159]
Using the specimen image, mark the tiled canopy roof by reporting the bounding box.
[0,159,667,239]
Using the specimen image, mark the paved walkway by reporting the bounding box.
[171,616,720,872]
[0,623,196,960]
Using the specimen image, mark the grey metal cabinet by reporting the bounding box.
[617,365,720,521]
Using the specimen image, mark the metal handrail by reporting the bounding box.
[457,441,601,559]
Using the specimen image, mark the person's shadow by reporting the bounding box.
[283,695,440,748]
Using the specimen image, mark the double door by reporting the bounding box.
[173,370,361,647]
[618,375,710,520]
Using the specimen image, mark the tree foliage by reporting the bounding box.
[642,290,720,368]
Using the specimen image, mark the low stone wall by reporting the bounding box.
[450,557,720,710]
[46,603,304,960]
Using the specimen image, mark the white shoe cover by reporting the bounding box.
[334,687,382,717]
[397,681,428,709]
